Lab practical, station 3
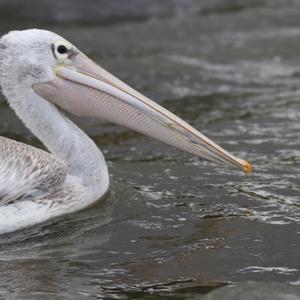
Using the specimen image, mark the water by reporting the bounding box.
[0,1,299,299]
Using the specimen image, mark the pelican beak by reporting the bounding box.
[33,51,252,174]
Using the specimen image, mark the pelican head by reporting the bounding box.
[0,29,251,174]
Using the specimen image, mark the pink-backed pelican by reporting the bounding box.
[0,29,252,234]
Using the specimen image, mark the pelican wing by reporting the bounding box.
[0,136,67,205]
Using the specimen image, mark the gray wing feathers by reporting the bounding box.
[0,136,67,205]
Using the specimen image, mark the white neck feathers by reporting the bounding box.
[7,87,109,188]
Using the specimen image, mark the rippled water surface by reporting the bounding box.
[0,1,299,299]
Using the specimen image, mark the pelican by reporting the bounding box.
[0,29,251,234]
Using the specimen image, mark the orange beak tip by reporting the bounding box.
[243,160,252,175]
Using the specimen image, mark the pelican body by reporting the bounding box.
[0,29,251,234]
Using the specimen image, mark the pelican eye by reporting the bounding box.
[57,45,68,54]
[52,41,74,62]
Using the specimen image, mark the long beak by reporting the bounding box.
[33,52,252,174]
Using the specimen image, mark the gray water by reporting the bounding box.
[0,1,299,299]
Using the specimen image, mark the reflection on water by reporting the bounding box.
[0,0,300,299]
